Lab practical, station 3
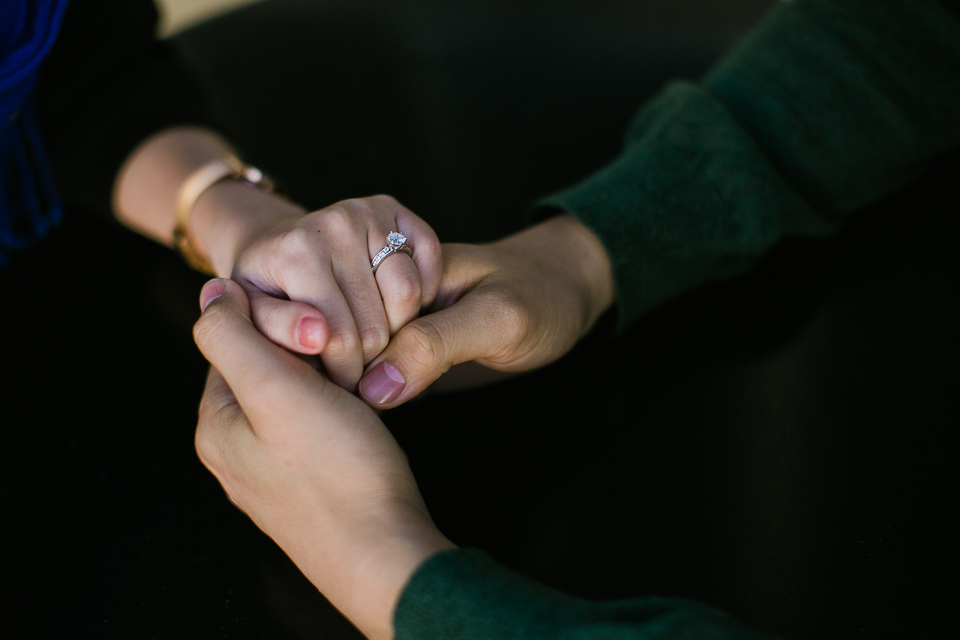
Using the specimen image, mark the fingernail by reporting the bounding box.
[200,279,226,311]
[297,316,323,351]
[360,361,405,405]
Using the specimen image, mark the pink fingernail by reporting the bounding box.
[200,279,226,311]
[297,317,324,351]
[360,361,405,405]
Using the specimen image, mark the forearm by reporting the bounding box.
[704,0,960,214]
[537,0,960,329]
[113,126,233,246]
[394,548,772,640]
[113,126,305,276]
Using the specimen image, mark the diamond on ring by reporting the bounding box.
[371,231,412,273]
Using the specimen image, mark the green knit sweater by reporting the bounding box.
[395,0,960,637]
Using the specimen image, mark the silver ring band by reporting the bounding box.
[371,232,413,274]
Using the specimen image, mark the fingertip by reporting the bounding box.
[296,314,329,354]
[200,279,228,312]
[194,280,255,356]
[200,279,251,317]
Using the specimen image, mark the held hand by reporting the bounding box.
[113,128,441,392]
[358,214,615,408]
[196,185,441,391]
[193,279,453,640]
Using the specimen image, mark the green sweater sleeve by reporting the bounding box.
[536,0,960,328]
[393,3,960,638]
[395,549,773,639]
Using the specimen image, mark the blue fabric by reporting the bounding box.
[1,0,69,266]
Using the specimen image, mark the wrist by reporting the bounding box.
[505,213,615,335]
[291,498,454,640]
[348,511,454,640]
[113,126,237,246]
[554,214,616,328]
[189,179,306,277]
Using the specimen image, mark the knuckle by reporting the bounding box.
[276,224,314,255]
[194,421,218,469]
[400,321,445,370]
[324,327,360,361]
[490,288,533,337]
[193,305,230,350]
[194,405,228,470]
[319,205,356,235]
[419,234,441,260]
[371,193,399,209]
[390,272,422,310]
[265,229,324,286]
[251,301,285,339]
[346,197,377,216]
[359,323,389,356]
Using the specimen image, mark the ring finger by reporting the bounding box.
[369,229,423,336]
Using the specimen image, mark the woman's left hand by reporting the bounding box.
[193,278,454,640]
[113,128,440,390]
[193,185,441,391]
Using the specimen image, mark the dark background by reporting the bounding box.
[2,1,958,637]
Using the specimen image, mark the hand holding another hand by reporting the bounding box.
[193,279,454,640]
[358,214,615,407]
[114,128,440,392]
[195,185,441,391]
[190,215,613,640]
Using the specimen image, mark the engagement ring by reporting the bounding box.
[371,231,413,274]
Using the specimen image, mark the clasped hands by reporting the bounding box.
[191,188,614,639]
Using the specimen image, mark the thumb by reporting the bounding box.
[194,278,331,428]
[358,285,517,408]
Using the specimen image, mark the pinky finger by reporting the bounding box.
[246,288,330,355]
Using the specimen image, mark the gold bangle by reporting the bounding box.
[173,155,274,275]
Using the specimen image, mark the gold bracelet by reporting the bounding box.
[173,155,274,275]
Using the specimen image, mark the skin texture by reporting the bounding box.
[119,127,616,639]
[190,215,615,639]
[114,126,441,390]
[359,214,616,408]
[222,192,441,390]
[193,279,454,640]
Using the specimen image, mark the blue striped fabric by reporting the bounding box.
[1,0,69,266]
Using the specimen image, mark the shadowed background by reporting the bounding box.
[2,1,957,638]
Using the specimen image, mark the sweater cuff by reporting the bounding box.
[394,547,768,640]
[535,82,831,331]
